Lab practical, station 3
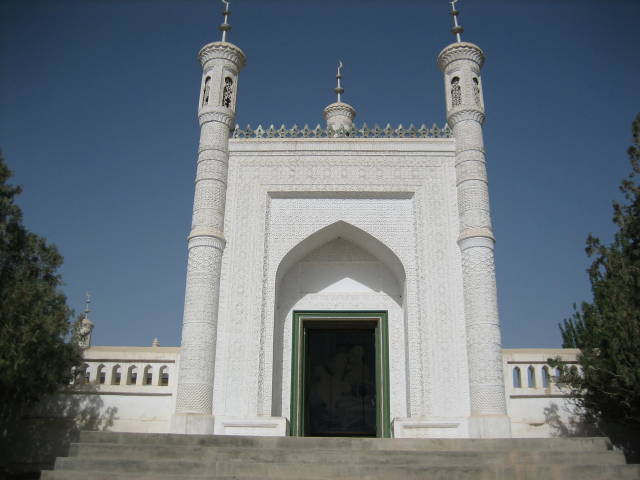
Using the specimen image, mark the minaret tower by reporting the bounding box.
[323,61,356,131]
[172,0,246,434]
[437,1,511,438]
[78,292,94,349]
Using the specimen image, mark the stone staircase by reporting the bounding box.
[41,431,640,480]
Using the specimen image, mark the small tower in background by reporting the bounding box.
[437,1,511,438]
[323,61,356,132]
[78,292,94,349]
[172,0,246,435]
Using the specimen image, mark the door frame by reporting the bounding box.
[290,311,391,437]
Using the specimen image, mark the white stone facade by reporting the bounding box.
[164,33,515,438]
[212,136,469,437]
[59,31,575,440]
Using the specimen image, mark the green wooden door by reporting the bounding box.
[290,312,390,437]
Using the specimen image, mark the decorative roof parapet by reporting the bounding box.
[232,123,452,139]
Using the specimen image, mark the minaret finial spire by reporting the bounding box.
[219,0,231,42]
[324,60,356,131]
[335,61,344,103]
[84,291,91,319]
[449,0,464,43]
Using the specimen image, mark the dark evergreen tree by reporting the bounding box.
[0,152,82,434]
[554,114,640,461]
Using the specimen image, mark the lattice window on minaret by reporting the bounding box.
[202,77,211,106]
[473,77,481,106]
[451,77,461,107]
[222,77,234,108]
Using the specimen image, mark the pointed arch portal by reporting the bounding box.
[269,221,406,435]
[275,221,405,290]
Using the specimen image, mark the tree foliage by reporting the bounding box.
[554,114,640,461]
[0,152,82,434]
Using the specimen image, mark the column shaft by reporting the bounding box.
[438,41,511,437]
[176,119,231,417]
[453,114,510,437]
[172,40,244,435]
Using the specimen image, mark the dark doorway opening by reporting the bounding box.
[290,312,390,438]
[305,325,376,437]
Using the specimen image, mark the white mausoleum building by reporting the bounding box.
[72,6,581,441]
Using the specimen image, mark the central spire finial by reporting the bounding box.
[219,0,231,42]
[449,0,464,43]
[335,60,344,103]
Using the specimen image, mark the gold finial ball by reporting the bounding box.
[452,26,464,35]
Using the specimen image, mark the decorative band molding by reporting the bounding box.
[199,109,236,127]
[188,227,226,244]
[458,227,495,244]
[437,41,485,71]
[510,394,570,399]
[83,358,176,364]
[401,422,460,429]
[456,176,488,187]
[198,146,228,155]
[198,41,246,69]
[455,150,486,163]
[221,421,280,429]
[64,390,173,397]
[195,176,227,185]
[448,109,485,126]
[507,360,578,365]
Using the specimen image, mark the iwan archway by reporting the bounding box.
[272,222,405,437]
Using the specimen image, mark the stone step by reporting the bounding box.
[77,431,613,453]
[52,456,640,480]
[41,472,356,480]
[47,433,639,480]
[68,442,627,467]
[40,465,640,480]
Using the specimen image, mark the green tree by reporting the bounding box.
[554,114,640,461]
[0,152,82,435]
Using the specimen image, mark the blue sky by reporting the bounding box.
[1,0,638,348]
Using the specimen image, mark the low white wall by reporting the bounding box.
[72,391,173,433]
[64,346,584,438]
[503,348,580,438]
[67,346,179,433]
[508,395,579,437]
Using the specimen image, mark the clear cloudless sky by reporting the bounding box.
[1,0,639,348]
